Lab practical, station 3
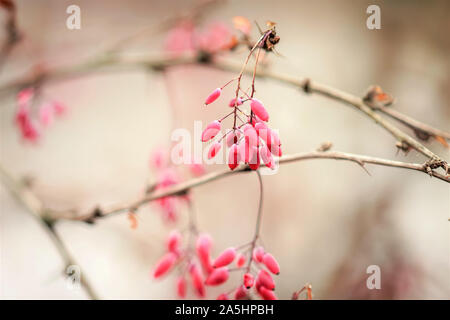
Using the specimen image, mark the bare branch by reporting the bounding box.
[0,164,99,300]
[29,149,446,223]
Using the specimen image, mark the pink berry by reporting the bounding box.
[260,145,275,169]
[243,273,254,289]
[236,253,246,267]
[228,144,240,171]
[39,103,54,127]
[228,97,243,107]
[258,286,278,300]
[167,230,182,254]
[262,253,280,275]
[226,130,240,147]
[189,264,206,298]
[250,99,269,122]
[196,234,213,274]
[176,276,186,298]
[234,285,247,300]
[256,269,275,290]
[253,246,265,263]
[213,247,236,268]
[217,293,229,300]
[204,88,221,105]
[248,147,260,170]
[208,142,222,159]
[205,267,229,286]
[153,252,177,278]
[201,120,221,142]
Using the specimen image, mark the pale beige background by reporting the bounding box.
[1,0,449,299]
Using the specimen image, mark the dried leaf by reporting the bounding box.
[266,20,277,28]
[128,212,138,229]
[232,16,251,35]
[435,135,449,148]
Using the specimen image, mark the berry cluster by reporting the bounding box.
[201,24,282,171]
[202,86,282,171]
[15,88,66,142]
[152,231,280,300]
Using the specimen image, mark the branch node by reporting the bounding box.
[301,78,311,94]
[316,141,333,152]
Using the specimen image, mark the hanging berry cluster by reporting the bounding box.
[201,24,282,171]
[152,231,280,300]
[15,88,66,142]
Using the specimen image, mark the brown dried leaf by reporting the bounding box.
[435,135,449,148]
[232,16,251,35]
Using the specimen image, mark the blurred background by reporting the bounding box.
[1,0,449,299]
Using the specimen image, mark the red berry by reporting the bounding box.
[176,276,186,298]
[205,267,229,286]
[205,88,221,105]
[263,253,280,275]
[208,142,222,159]
[250,99,269,122]
[189,264,206,298]
[213,247,236,268]
[153,252,177,278]
[258,286,278,300]
[256,269,275,290]
[228,144,240,170]
[253,246,265,263]
[234,285,247,300]
[228,97,243,107]
[217,293,229,300]
[236,253,246,267]
[201,120,221,142]
[243,273,254,289]
[167,230,182,254]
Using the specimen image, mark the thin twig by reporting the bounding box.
[31,149,447,223]
[1,52,447,166]
[0,164,99,300]
[245,170,264,272]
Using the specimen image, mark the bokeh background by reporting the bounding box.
[1,0,449,299]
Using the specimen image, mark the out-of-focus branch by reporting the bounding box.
[0,164,99,300]
[0,0,21,71]
[374,104,450,143]
[1,52,448,168]
[42,148,447,223]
